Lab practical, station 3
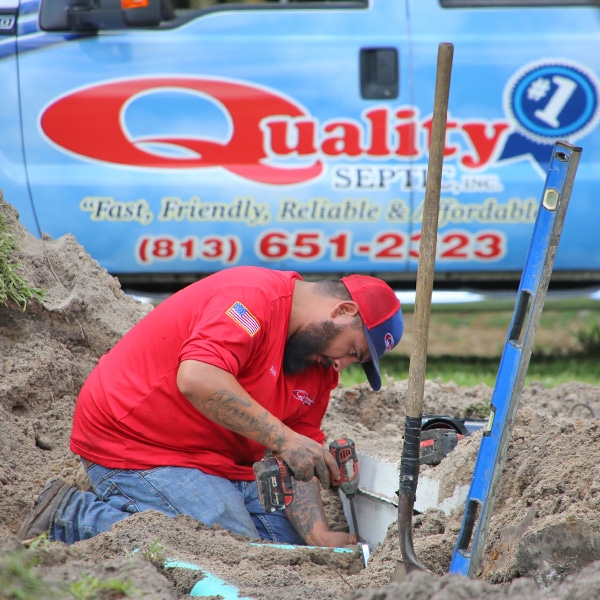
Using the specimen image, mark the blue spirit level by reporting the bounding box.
[449,141,582,578]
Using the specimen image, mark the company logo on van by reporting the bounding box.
[40,64,599,184]
[40,75,511,182]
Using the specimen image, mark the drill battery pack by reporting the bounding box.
[253,455,294,512]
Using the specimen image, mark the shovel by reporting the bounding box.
[392,41,453,582]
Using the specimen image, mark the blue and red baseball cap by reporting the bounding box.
[341,275,403,391]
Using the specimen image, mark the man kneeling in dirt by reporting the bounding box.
[18,266,403,547]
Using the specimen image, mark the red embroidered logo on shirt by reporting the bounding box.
[226,301,261,337]
[293,390,315,406]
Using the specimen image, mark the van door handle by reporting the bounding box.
[360,48,399,99]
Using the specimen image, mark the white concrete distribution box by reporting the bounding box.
[339,450,470,550]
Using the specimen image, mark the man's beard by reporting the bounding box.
[283,320,343,375]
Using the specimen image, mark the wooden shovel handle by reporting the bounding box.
[406,42,454,419]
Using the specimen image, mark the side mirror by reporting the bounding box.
[39,0,162,32]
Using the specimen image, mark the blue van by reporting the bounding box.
[1,0,598,285]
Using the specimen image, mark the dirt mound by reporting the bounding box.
[2,190,600,599]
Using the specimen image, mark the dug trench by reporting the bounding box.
[2,192,600,599]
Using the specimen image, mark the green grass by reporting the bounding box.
[340,298,600,389]
[342,352,600,389]
[0,209,44,309]
[348,355,600,388]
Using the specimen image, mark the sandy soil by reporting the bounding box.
[2,191,600,599]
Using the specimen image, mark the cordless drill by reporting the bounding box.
[328,437,361,537]
[328,437,359,496]
[253,438,361,514]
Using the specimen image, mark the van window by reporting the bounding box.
[174,0,367,7]
[167,0,368,21]
[441,0,598,6]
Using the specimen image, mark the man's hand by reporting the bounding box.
[312,530,357,549]
[286,478,357,548]
[279,432,340,490]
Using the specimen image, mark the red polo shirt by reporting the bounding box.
[70,267,338,480]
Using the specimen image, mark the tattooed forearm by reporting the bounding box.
[201,389,286,448]
[286,479,326,542]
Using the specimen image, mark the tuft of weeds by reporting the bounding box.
[69,573,134,600]
[0,211,44,310]
[0,549,51,600]
[142,539,165,565]
[463,400,491,420]
[21,532,51,552]
[1,544,135,599]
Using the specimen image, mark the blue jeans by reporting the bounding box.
[51,463,304,546]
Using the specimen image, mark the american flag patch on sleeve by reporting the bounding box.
[225,301,261,337]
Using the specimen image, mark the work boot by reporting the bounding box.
[17,478,76,542]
